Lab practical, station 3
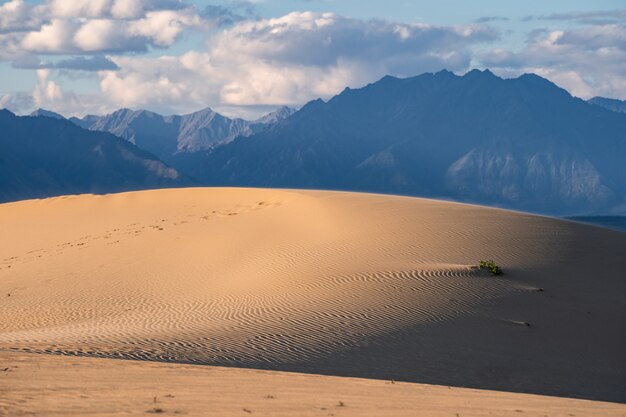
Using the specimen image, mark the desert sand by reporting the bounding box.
[2,350,625,417]
[0,188,625,413]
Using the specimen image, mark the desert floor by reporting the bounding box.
[2,350,625,416]
[0,188,625,415]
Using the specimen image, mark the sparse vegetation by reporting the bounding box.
[479,260,503,275]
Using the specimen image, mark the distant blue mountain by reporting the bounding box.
[29,108,65,119]
[179,70,626,215]
[0,110,189,203]
[70,106,296,164]
[4,71,626,214]
[588,96,626,114]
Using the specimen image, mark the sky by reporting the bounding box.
[0,0,625,119]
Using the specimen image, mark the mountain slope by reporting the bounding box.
[0,110,189,203]
[72,106,296,163]
[29,108,65,119]
[184,70,626,215]
[588,96,626,114]
[252,105,297,125]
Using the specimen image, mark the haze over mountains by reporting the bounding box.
[589,97,626,114]
[3,69,626,215]
[184,70,626,215]
[0,109,187,203]
[29,109,66,120]
[68,106,296,163]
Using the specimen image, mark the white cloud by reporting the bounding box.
[1,0,205,54]
[111,0,143,20]
[482,23,626,99]
[22,19,77,53]
[95,11,497,114]
[100,55,191,107]
[33,69,64,104]
[129,9,203,46]
[0,0,42,33]
[4,11,497,117]
[6,6,626,118]
[214,12,495,95]
[207,13,495,69]
[2,67,113,116]
[49,0,111,19]
[0,91,33,113]
[47,0,188,19]
[73,19,125,51]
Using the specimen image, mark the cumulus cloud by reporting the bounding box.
[0,90,33,113]
[100,55,192,108]
[1,68,114,116]
[48,0,110,19]
[47,0,188,20]
[0,0,43,33]
[482,23,626,98]
[1,0,205,55]
[130,9,203,47]
[0,32,26,60]
[97,11,498,112]
[207,12,496,68]
[22,19,77,53]
[6,4,626,118]
[33,69,64,104]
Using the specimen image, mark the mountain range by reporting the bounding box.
[0,109,188,203]
[176,70,626,215]
[3,69,626,215]
[67,106,296,163]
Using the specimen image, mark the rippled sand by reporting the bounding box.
[0,188,625,407]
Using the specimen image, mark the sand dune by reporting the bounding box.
[0,188,625,404]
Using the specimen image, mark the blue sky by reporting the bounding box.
[256,0,619,23]
[1,0,625,118]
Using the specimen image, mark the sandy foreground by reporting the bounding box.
[0,188,625,413]
[2,351,625,417]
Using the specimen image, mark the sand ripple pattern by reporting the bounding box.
[0,188,582,369]
[0,265,516,366]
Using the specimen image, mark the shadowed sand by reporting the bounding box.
[0,188,625,407]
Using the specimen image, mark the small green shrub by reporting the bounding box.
[479,260,503,275]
